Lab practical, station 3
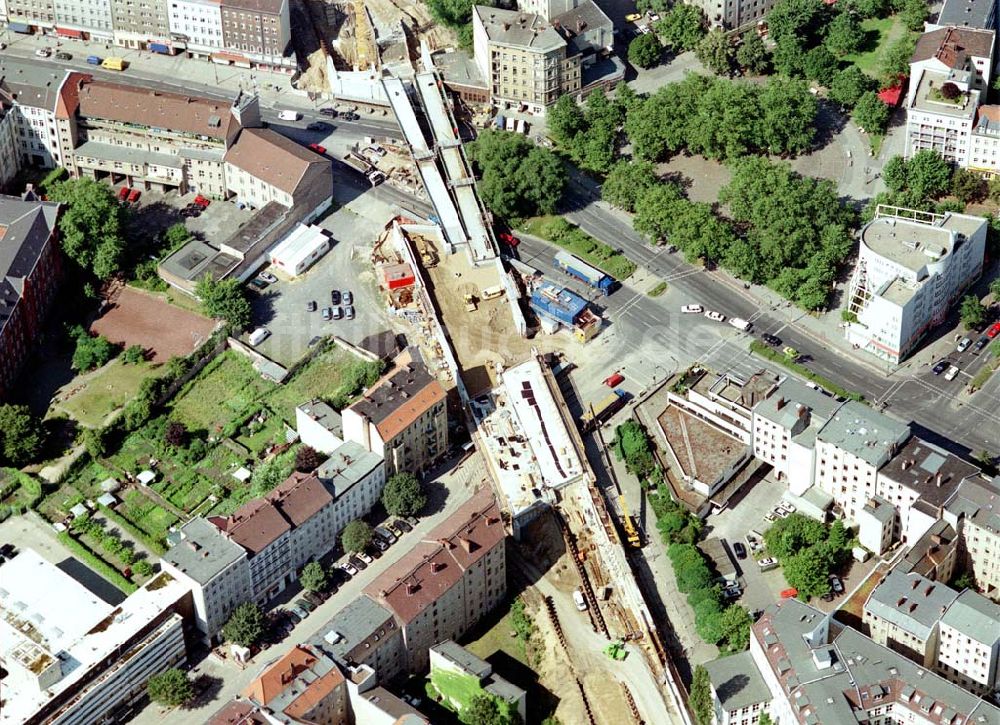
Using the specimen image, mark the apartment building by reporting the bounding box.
[0,99,17,189]
[911,27,995,94]
[219,0,291,65]
[703,650,771,725]
[876,436,980,545]
[0,192,62,399]
[223,127,322,209]
[429,641,527,721]
[167,0,224,56]
[744,596,1000,725]
[342,350,448,477]
[691,0,776,30]
[312,595,407,683]
[937,589,1000,695]
[242,645,350,723]
[365,487,507,673]
[52,0,115,39]
[863,569,960,668]
[858,495,898,556]
[4,0,55,28]
[900,519,961,584]
[0,57,67,170]
[846,206,987,363]
[296,398,344,455]
[472,2,613,115]
[814,401,911,524]
[159,516,251,645]
[0,550,192,725]
[932,0,996,31]
[111,0,172,48]
[669,368,779,445]
[315,441,387,531]
[944,475,1000,600]
[750,377,842,496]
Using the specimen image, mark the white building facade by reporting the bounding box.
[845,206,987,363]
[167,0,224,56]
[52,0,115,38]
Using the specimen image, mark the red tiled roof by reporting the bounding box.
[55,72,90,120]
[281,668,345,720]
[217,497,290,555]
[911,27,995,68]
[224,127,326,196]
[365,487,504,623]
[243,645,320,705]
[266,471,333,527]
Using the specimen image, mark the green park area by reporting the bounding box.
[59,359,165,429]
[842,16,908,78]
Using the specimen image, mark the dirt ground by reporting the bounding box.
[91,287,216,362]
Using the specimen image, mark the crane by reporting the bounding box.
[618,494,642,549]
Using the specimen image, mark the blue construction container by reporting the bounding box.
[553,250,614,295]
[530,282,588,326]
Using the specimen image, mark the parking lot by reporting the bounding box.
[247,206,394,366]
[114,183,255,244]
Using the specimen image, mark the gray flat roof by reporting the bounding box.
[940,589,1000,644]
[817,401,910,466]
[474,5,566,52]
[163,517,246,584]
[310,595,396,666]
[864,569,958,641]
[704,650,771,711]
[431,640,492,679]
[879,437,979,509]
[862,495,896,523]
[297,399,342,436]
[317,441,384,498]
[753,376,842,430]
[937,0,995,29]
[0,57,66,111]
[75,140,183,169]
[945,476,1000,535]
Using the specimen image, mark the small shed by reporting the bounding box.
[70,503,88,519]
[268,223,331,277]
[97,492,117,507]
[100,478,120,493]
[137,470,156,486]
[232,467,252,483]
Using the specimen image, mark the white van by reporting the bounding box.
[572,589,587,611]
[278,110,300,121]
[728,317,752,332]
[248,327,270,346]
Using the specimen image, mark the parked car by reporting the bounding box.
[339,561,358,576]
[357,550,374,565]
[290,604,310,620]
[957,337,972,353]
[249,278,269,291]
[330,289,342,305]
[344,305,355,320]
[278,110,300,121]
[332,306,344,320]
[342,290,353,305]
[303,591,327,607]
[307,121,332,132]
[944,365,961,381]
[974,336,989,352]
[780,588,798,599]
[375,525,397,544]
[732,541,747,559]
[390,520,409,535]
[319,107,339,117]
[35,47,52,58]
[762,333,782,347]
[308,143,327,155]
[55,51,72,60]
[342,111,360,121]
[295,598,316,613]
[572,589,588,611]
[757,557,779,571]
[722,585,742,600]
[372,537,389,552]
[306,300,317,312]
[349,555,367,570]
[118,186,131,202]
[127,188,142,204]
[932,359,950,375]
[764,512,777,522]
[193,194,211,208]
[986,322,1000,339]
[322,307,332,321]
[829,575,844,594]
[778,502,796,514]
[604,371,625,387]
[625,12,642,20]
[498,231,520,247]
[681,304,703,314]
[773,507,790,518]
[782,346,799,358]
[285,608,302,625]
[704,310,726,322]
[258,271,277,284]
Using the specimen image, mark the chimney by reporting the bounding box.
[909,602,918,613]
[898,597,907,606]
[431,561,445,573]
[925,585,935,596]
[438,538,453,549]
[777,397,787,410]
[406,582,419,595]
[930,534,942,545]
[936,473,943,487]
[902,460,910,470]
[912,579,920,590]
[486,516,500,526]
[459,537,473,553]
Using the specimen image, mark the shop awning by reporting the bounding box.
[8,22,32,34]
[211,51,251,68]
[55,26,84,38]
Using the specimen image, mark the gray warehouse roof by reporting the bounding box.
[703,650,771,712]
[864,569,958,641]
[940,589,1000,644]
[317,441,384,498]
[163,517,246,584]
[817,401,910,466]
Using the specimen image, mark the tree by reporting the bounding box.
[625,75,713,161]
[601,160,658,212]
[547,95,586,146]
[758,77,818,155]
[759,713,775,725]
[163,222,191,251]
[426,0,475,27]
[952,168,987,203]
[223,602,265,647]
[47,178,127,279]
[694,597,725,643]
[633,183,684,243]
[829,66,876,108]
[467,130,566,220]
[629,32,663,69]
[82,427,107,459]
[696,29,733,75]
[803,46,838,86]
[719,604,752,652]
[382,471,427,516]
[300,561,328,592]
[294,445,323,473]
[249,449,295,498]
[852,91,891,133]
[764,513,829,559]
[846,0,888,17]
[146,668,194,708]
[767,0,828,45]
[990,276,1000,300]
[342,520,373,553]
[121,344,146,365]
[689,665,714,725]
[882,155,909,192]
[70,326,117,371]
[906,150,953,199]
[960,295,987,329]
[462,692,521,725]
[825,10,865,56]
[164,421,188,448]
[783,546,835,599]
[0,404,46,466]
[772,36,807,77]
[900,0,927,30]
[880,34,917,80]
[194,275,252,331]
[736,32,770,74]
[656,4,706,52]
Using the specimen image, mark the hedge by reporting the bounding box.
[98,503,167,556]
[749,341,864,402]
[57,530,138,594]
